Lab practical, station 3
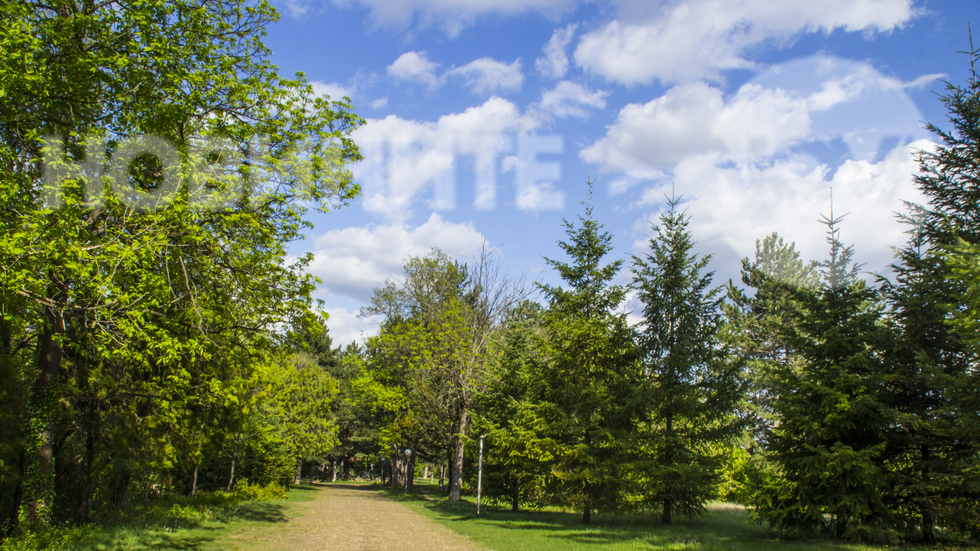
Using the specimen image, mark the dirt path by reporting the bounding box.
[223,484,485,551]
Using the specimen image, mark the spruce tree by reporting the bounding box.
[880,40,980,540]
[537,179,635,523]
[758,212,894,540]
[630,194,745,524]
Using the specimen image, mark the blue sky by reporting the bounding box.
[262,0,980,345]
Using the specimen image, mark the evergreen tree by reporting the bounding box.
[878,39,980,541]
[757,212,894,540]
[721,233,817,504]
[473,301,556,512]
[630,194,745,524]
[537,179,635,523]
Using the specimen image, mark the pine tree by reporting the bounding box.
[537,179,635,523]
[630,194,745,524]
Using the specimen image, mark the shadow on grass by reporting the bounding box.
[377,483,782,550]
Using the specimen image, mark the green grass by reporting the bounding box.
[0,484,319,551]
[380,483,968,551]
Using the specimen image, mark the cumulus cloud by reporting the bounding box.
[535,24,577,79]
[582,82,810,174]
[582,55,931,176]
[575,0,917,85]
[387,51,442,88]
[352,97,537,219]
[448,58,524,94]
[306,213,488,303]
[632,140,930,287]
[532,80,609,120]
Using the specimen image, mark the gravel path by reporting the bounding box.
[226,484,486,551]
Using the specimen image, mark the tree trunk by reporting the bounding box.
[191,465,199,497]
[226,452,237,492]
[449,409,468,502]
[583,497,592,524]
[294,457,303,485]
[390,444,400,489]
[438,464,445,490]
[511,483,520,512]
[332,460,337,482]
[406,453,415,489]
[343,458,350,479]
[23,313,63,525]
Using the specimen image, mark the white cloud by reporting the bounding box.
[582,55,931,175]
[633,140,930,286]
[533,80,609,120]
[322,307,382,347]
[449,58,524,94]
[535,24,577,79]
[387,51,442,88]
[575,0,917,85]
[351,97,538,220]
[582,82,810,174]
[311,80,355,100]
[307,213,488,303]
[370,97,389,109]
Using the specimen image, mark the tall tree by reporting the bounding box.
[537,180,635,523]
[757,212,894,540]
[0,0,362,527]
[473,301,556,512]
[630,194,745,524]
[879,40,980,540]
[364,248,521,501]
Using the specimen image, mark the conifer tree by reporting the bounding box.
[880,40,980,540]
[537,179,635,523]
[757,212,894,540]
[630,194,745,524]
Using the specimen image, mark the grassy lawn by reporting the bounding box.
[0,484,319,551]
[381,482,964,551]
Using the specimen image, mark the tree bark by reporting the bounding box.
[226,449,237,492]
[294,457,303,485]
[191,465,199,496]
[449,409,468,501]
[390,444,400,489]
[332,460,337,482]
[23,311,63,525]
[438,464,445,490]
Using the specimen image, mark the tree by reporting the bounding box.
[630,194,745,524]
[537,180,635,523]
[878,40,980,540]
[363,248,521,501]
[721,233,817,503]
[757,212,894,540]
[0,0,362,528]
[473,301,556,512]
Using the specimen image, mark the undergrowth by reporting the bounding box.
[0,479,291,551]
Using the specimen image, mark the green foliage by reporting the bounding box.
[754,213,895,541]
[536,180,636,523]
[0,0,361,531]
[629,194,746,524]
[473,302,556,511]
[876,39,980,542]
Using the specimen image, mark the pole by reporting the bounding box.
[477,435,485,515]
